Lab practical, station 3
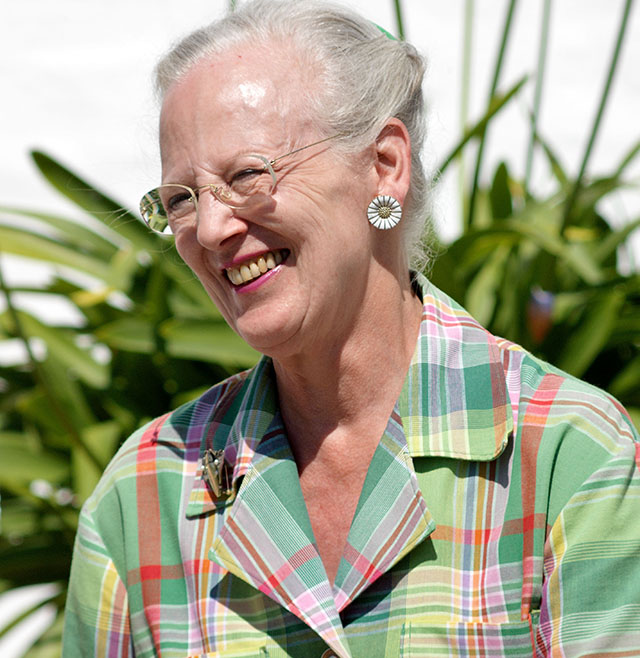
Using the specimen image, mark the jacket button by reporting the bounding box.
[321,651,339,658]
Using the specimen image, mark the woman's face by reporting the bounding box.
[159,45,388,358]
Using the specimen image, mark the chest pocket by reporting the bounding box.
[400,616,538,657]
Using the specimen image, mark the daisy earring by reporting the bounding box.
[367,195,402,230]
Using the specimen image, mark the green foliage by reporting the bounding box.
[0,154,258,652]
[429,0,640,421]
[430,154,640,406]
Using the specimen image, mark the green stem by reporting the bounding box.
[458,0,475,210]
[0,256,105,473]
[563,0,635,227]
[466,0,519,230]
[525,0,552,194]
[394,0,406,40]
[439,76,528,175]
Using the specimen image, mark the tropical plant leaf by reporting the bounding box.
[570,176,629,225]
[609,354,640,399]
[0,585,62,644]
[502,218,605,285]
[435,76,528,175]
[73,421,122,503]
[614,138,640,177]
[0,310,109,389]
[0,225,113,282]
[25,606,65,658]
[489,162,513,220]
[555,288,627,377]
[160,318,260,367]
[595,216,640,264]
[0,441,69,486]
[0,206,118,258]
[464,244,511,325]
[534,130,569,188]
[95,317,155,353]
[30,151,155,250]
[159,256,217,311]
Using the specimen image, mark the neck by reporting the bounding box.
[273,268,422,469]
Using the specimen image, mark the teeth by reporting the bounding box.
[226,250,285,285]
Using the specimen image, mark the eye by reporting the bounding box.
[231,167,266,183]
[166,191,194,212]
[229,163,271,196]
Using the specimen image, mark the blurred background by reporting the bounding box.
[1,1,639,655]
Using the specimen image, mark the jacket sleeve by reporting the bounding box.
[63,499,133,657]
[535,411,640,656]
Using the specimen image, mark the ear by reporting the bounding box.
[373,118,412,204]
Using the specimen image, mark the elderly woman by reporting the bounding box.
[63,1,640,657]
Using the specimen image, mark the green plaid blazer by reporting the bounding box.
[63,276,640,657]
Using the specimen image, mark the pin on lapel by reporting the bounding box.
[202,449,233,497]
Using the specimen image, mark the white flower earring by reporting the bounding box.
[367,195,402,229]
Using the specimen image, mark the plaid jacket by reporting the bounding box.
[63,275,640,657]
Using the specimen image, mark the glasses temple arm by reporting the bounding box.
[269,134,340,167]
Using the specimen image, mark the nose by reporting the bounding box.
[195,189,248,249]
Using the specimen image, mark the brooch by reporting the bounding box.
[202,449,233,498]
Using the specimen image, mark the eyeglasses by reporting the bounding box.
[139,134,339,235]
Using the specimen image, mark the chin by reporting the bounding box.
[231,309,303,359]
[238,330,296,360]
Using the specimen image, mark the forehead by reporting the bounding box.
[159,42,319,155]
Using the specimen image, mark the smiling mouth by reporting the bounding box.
[225,249,289,286]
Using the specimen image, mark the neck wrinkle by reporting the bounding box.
[273,268,422,466]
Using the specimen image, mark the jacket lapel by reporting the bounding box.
[209,427,351,658]
[333,406,436,610]
[185,358,351,656]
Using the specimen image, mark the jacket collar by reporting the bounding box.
[186,274,512,515]
[400,273,512,461]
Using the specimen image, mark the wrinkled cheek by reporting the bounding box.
[202,281,228,309]
[174,238,213,289]
[173,231,198,265]
[173,239,232,318]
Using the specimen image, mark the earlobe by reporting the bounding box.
[374,118,412,204]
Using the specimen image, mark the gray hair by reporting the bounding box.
[155,0,433,268]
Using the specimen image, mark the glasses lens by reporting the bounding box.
[139,185,195,235]
[219,155,276,207]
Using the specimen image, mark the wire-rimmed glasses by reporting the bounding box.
[139,134,338,235]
